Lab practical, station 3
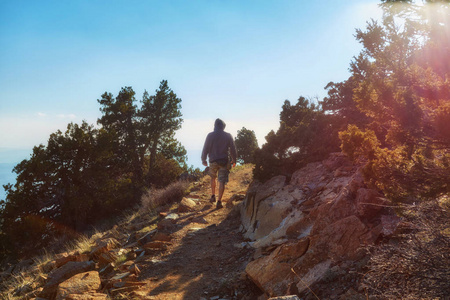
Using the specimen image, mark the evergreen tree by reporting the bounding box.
[139,80,185,173]
[337,1,450,201]
[235,127,258,164]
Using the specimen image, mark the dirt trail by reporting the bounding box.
[135,166,259,300]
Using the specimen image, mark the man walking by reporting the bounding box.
[201,118,237,209]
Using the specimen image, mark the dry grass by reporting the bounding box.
[141,180,190,211]
[362,200,450,299]
[0,264,47,299]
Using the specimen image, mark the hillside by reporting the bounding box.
[0,164,261,299]
[1,157,448,299]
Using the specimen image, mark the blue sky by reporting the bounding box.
[0,0,383,174]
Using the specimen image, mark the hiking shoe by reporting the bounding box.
[210,195,216,203]
[216,201,223,209]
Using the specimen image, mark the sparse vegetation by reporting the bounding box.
[141,180,190,211]
[362,200,450,299]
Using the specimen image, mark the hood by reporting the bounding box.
[214,118,226,131]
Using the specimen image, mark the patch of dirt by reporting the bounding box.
[135,165,262,299]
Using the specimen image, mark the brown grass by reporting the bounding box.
[141,180,190,211]
[362,200,450,299]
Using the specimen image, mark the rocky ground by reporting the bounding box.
[133,167,260,299]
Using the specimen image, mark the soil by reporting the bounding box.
[134,165,262,300]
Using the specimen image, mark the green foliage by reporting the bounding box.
[253,97,340,181]
[0,80,186,259]
[334,2,450,203]
[339,125,380,161]
[145,153,185,188]
[140,80,185,171]
[235,127,259,164]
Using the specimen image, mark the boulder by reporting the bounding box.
[245,238,310,296]
[55,271,101,300]
[241,176,286,234]
[40,261,96,299]
[157,213,179,231]
[310,215,368,261]
[178,197,197,212]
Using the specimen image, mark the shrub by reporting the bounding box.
[141,180,189,211]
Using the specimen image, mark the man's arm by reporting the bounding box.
[201,133,211,166]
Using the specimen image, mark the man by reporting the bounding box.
[201,118,237,209]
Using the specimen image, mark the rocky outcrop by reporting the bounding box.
[241,153,400,297]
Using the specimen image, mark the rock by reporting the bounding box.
[90,238,119,258]
[129,264,141,275]
[178,197,197,212]
[252,208,304,248]
[40,261,95,299]
[355,188,385,219]
[239,152,395,298]
[99,263,115,276]
[118,260,134,272]
[157,213,179,231]
[64,292,108,299]
[55,271,101,300]
[322,152,351,171]
[110,272,131,281]
[53,253,90,269]
[245,238,310,296]
[310,215,368,261]
[152,231,172,242]
[97,252,118,267]
[137,230,157,245]
[142,241,171,250]
[310,191,357,236]
[380,214,402,236]
[241,176,286,234]
[191,216,208,224]
[293,259,332,294]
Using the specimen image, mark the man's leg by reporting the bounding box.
[218,181,225,202]
[208,163,219,202]
[216,166,229,208]
[210,176,216,196]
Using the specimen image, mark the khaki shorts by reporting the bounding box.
[209,162,230,184]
